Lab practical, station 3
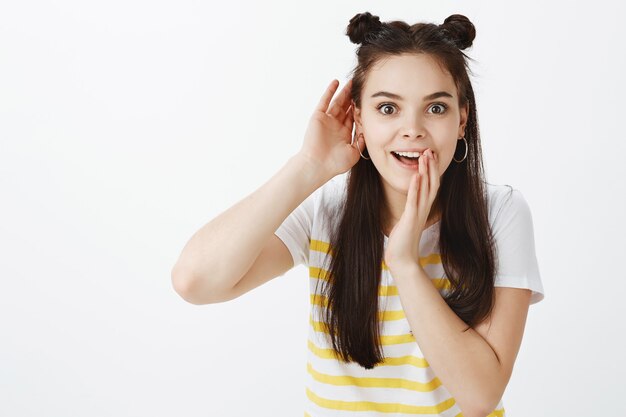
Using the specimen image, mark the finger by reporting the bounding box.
[418,150,428,191]
[315,79,339,113]
[337,93,353,125]
[328,79,353,120]
[418,151,429,208]
[427,150,439,197]
[405,172,419,217]
[342,104,354,132]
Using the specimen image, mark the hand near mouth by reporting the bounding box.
[384,148,440,273]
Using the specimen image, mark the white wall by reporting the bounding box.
[1,0,624,416]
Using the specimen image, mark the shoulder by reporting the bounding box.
[317,173,348,210]
[484,183,537,245]
[484,182,544,304]
[323,173,348,196]
[312,174,349,236]
[485,182,516,211]
[485,182,532,230]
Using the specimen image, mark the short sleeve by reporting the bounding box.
[274,191,315,268]
[491,187,545,305]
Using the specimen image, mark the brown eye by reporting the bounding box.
[376,103,397,115]
[429,103,449,114]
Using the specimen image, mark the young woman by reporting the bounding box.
[172,11,545,417]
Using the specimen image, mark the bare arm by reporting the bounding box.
[171,78,358,304]
[171,153,328,304]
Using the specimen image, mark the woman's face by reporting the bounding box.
[353,53,468,196]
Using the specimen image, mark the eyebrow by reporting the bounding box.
[370,91,454,101]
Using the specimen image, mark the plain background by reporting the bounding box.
[1,0,625,416]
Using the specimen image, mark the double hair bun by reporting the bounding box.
[346,11,476,51]
[440,14,476,50]
[346,12,383,45]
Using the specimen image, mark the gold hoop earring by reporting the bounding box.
[453,136,468,163]
[353,132,370,160]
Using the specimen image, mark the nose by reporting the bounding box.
[402,111,426,139]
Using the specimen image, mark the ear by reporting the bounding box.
[353,101,363,129]
[459,102,469,137]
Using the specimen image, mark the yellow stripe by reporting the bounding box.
[381,309,405,321]
[381,285,399,296]
[309,316,418,346]
[307,339,430,368]
[310,276,397,294]
[309,266,330,281]
[306,386,457,414]
[309,316,329,333]
[310,294,405,321]
[309,271,451,292]
[454,408,506,417]
[380,333,417,345]
[309,240,442,268]
[304,388,505,417]
[432,278,451,290]
[307,361,442,391]
[384,252,443,270]
[307,339,341,360]
[310,239,332,255]
[310,294,327,307]
[306,387,505,415]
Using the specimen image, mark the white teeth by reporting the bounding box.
[393,151,421,158]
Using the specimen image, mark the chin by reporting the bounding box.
[383,176,412,196]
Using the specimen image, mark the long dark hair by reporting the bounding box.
[315,12,498,369]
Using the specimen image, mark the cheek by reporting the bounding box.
[360,112,388,132]
[362,125,387,143]
[361,130,388,156]
[438,151,455,174]
[432,144,456,175]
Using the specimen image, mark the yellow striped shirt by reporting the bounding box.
[275,174,545,416]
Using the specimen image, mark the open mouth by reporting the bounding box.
[391,151,421,166]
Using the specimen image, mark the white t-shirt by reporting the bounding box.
[274,173,545,417]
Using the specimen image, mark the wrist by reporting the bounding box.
[290,152,334,187]
[388,261,423,279]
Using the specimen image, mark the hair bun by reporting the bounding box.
[441,14,476,50]
[346,12,383,45]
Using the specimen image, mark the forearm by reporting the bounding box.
[391,264,503,417]
[172,153,329,299]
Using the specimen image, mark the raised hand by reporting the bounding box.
[298,79,362,180]
[384,149,440,273]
